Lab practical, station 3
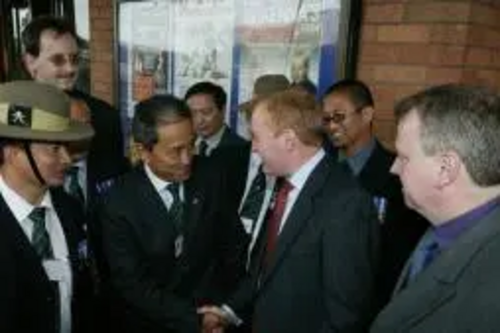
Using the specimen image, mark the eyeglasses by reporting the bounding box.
[322,113,347,125]
[322,106,365,125]
[48,53,80,67]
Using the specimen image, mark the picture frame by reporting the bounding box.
[114,0,362,128]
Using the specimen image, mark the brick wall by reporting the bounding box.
[358,0,500,145]
[88,0,500,144]
[89,0,114,104]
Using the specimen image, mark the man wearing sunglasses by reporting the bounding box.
[322,79,428,309]
[21,16,129,213]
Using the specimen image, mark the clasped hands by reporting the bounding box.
[197,305,228,333]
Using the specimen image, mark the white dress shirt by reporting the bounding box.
[280,148,325,233]
[144,163,184,209]
[0,175,72,333]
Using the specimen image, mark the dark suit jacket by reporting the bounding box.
[206,127,251,212]
[356,140,428,308]
[228,154,380,333]
[67,90,129,206]
[0,188,92,333]
[371,204,500,332]
[98,161,247,333]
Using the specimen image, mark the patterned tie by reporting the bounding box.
[263,179,294,267]
[67,165,85,205]
[240,166,266,229]
[198,140,208,157]
[167,183,184,230]
[30,207,54,259]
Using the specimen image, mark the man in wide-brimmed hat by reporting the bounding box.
[0,80,94,333]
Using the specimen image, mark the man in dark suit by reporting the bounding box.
[185,81,248,157]
[236,74,290,249]
[0,81,95,333]
[371,84,500,332]
[321,79,428,307]
[185,81,251,213]
[199,90,380,333]
[21,16,129,211]
[97,95,247,333]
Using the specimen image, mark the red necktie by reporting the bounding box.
[264,179,294,267]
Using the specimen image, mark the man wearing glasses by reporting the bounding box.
[21,16,129,212]
[322,79,428,309]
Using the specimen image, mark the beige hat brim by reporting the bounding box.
[0,119,94,142]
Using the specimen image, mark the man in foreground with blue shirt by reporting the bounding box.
[371,84,500,332]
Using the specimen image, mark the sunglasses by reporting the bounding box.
[322,113,347,125]
[48,53,80,67]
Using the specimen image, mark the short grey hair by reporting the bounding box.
[395,83,500,186]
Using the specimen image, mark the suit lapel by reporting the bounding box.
[381,204,500,329]
[181,175,204,243]
[51,190,83,272]
[135,166,175,236]
[260,156,331,286]
[0,195,52,284]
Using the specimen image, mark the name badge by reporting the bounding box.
[43,259,72,282]
[175,235,184,258]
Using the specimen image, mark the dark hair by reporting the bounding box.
[132,95,192,150]
[0,139,24,166]
[184,81,227,111]
[395,83,500,186]
[323,79,374,111]
[22,16,77,56]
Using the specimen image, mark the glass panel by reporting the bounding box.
[116,0,359,130]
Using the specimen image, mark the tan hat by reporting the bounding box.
[0,81,94,142]
[240,74,290,112]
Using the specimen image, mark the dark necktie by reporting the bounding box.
[263,179,294,267]
[30,207,61,330]
[240,166,266,230]
[199,140,208,157]
[167,183,184,230]
[67,166,85,205]
[30,207,54,259]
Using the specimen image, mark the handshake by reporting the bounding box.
[197,305,242,333]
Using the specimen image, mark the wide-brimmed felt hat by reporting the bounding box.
[239,74,291,113]
[0,81,94,142]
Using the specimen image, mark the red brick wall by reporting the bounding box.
[89,0,114,104]
[88,0,500,145]
[358,0,500,145]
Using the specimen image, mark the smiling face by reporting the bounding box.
[322,92,372,154]
[24,30,79,91]
[250,104,290,177]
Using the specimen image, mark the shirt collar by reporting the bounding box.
[144,163,173,194]
[196,125,227,149]
[342,137,376,176]
[288,148,325,191]
[0,174,54,222]
[434,196,500,251]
